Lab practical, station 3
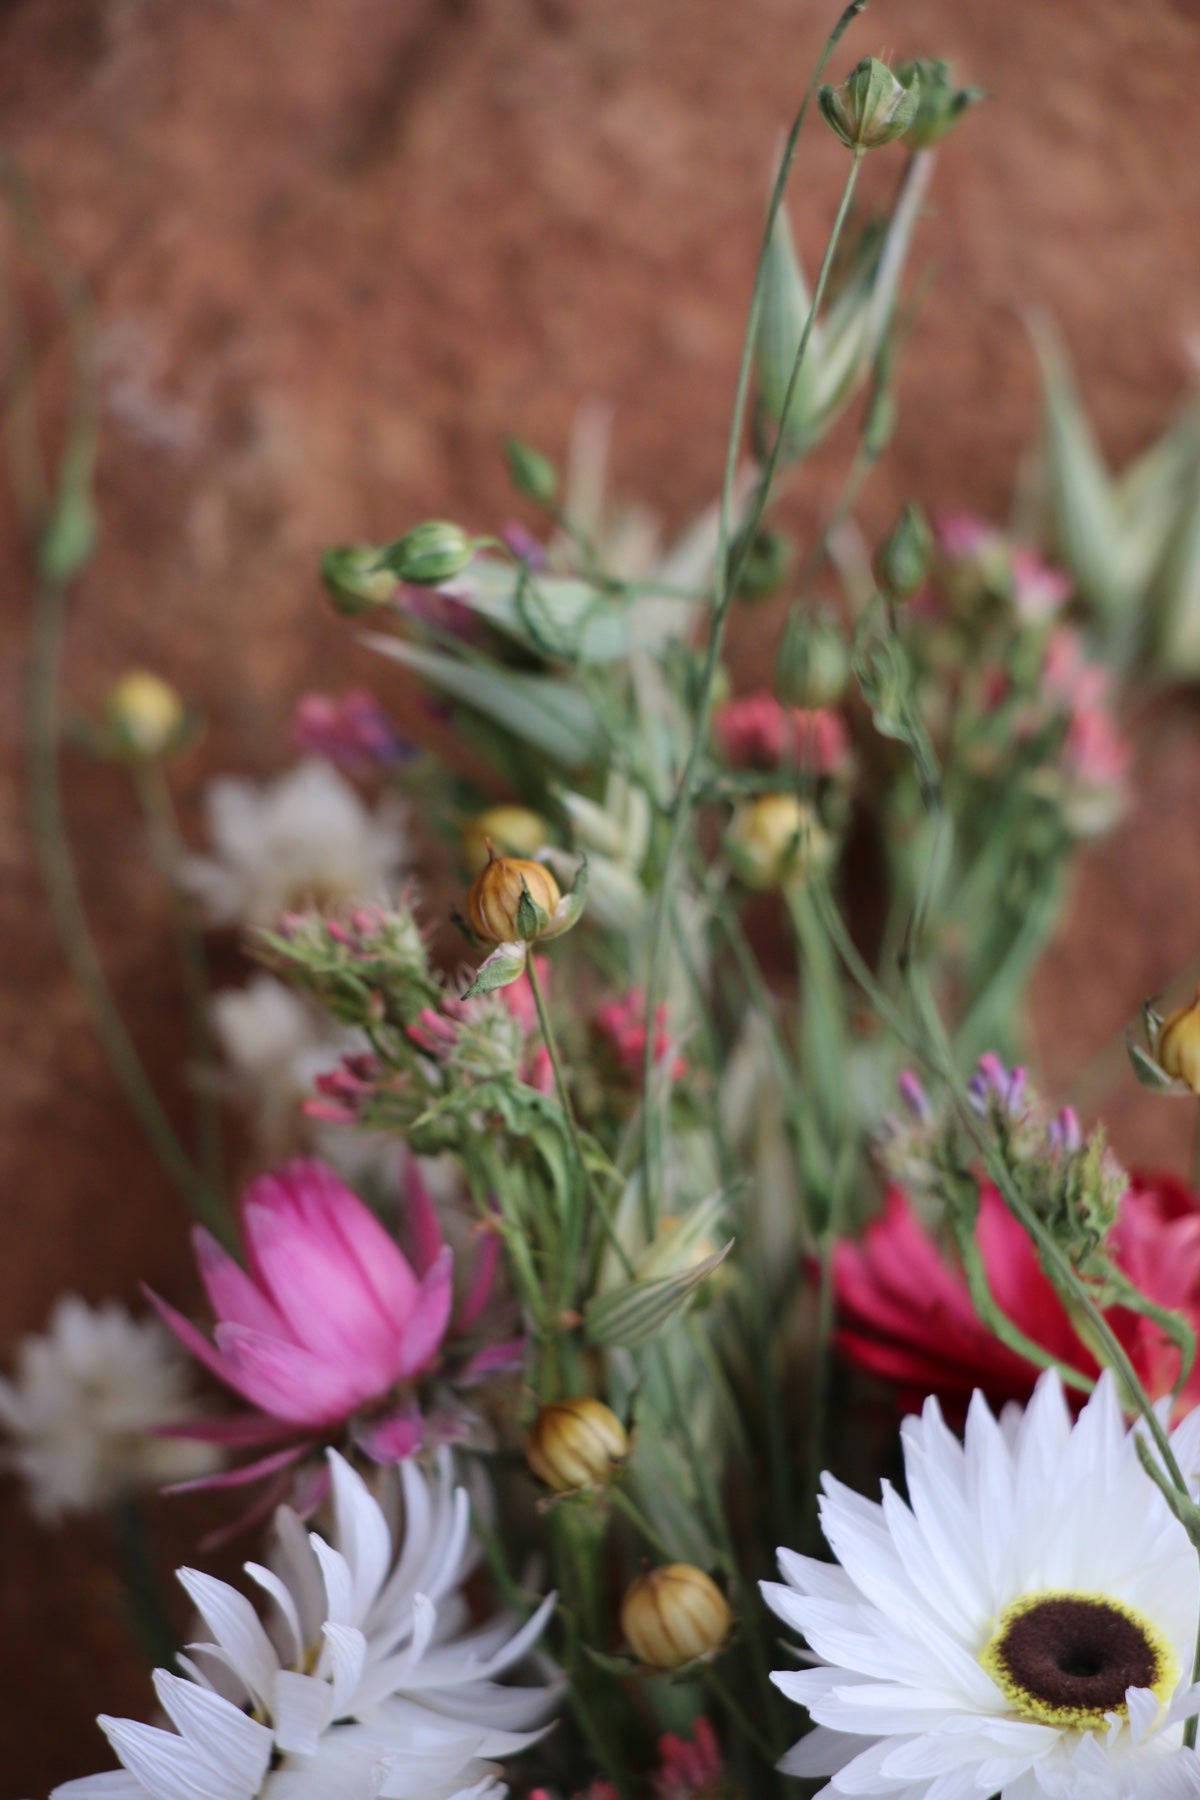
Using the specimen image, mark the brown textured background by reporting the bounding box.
[3,0,1200,1790]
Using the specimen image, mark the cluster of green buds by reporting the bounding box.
[323,521,477,615]
[255,900,441,1037]
[461,847,587,997]
[879,1056,1127,1268]
[87,671,196,764]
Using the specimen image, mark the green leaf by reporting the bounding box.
[584,1241,734,1349]
[1126,1035,1179,1094]
[363,634,603,767]
[461,942,527,999]
[1030,317,1127,621]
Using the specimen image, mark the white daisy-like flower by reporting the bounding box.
[184,758,406,928]
[0,1296,219,1522]
[765,1371,1200,1798]
[54,1447,556,1800]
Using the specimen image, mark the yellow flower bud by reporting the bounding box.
[724,794,831,891]
[621,1564,732,1670]
[466,850,562,944]
[526,1397,628,1494]
[105,671,185,759]
[1158,985,1200,1094]
[462,806,551,876]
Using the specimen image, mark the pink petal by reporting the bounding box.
[214,1322,369,1424]
[200,1468,301,1551]
[455,1231,501,1334]
[458,1338,526,1385]
[355,1404,425,1464]
[163,1444,306,1496]
[402,1161,445,1278]
[193,1227,289,1339]
[393,1247,454,1379]
[154,1414,298,1447]
[143,1286,244,1393]
[239,1187,402,1387]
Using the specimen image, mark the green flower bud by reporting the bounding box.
[876,503,932,600]
[504,436,558,507]
[897,59,985,150]
[321,545,397,616]
[777,608,850,708]
[381,521,475,587]
[104,671,187,761]
[819,57,920,152]
[729,526,793,602]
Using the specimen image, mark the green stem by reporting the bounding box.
[608,1484,678,1562]
[134,764,224,1195]
[702,1661,779,1768]
[111,1496,177,1673]
[638,25,868,1227]
[525,955,636,1282]
[28,575,228,1238]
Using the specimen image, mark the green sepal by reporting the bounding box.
[1126,1035,1180,1094]
[462,941,528,999]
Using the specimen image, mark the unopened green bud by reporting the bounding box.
[777,608,850,708]
[382,521,475,587]
[730,526,793,602]
[504,437,558,507]
[819,57,920,152]
[876,503,932,600]
[321,545,397,616]
[897,59,984,149]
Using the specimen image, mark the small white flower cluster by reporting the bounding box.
[184,759,406,929]
[55,1448,556,1800]
[0,1297,219,1522]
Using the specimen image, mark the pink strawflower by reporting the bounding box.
[290,690,411,771]
[654,1717,725,1799]
[594,987,686,1085]
[714,691,849,775]
[149,1158,519,1507]
[834,1173,1200,1417]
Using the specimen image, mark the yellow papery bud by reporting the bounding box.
[1158,985,1200,1094]
[465,850,562,944]
[621,1564,732,1670]
[462,806,550,876]
[725,794,831,891]
[526,1397,628,1494]
[105,671,185,759]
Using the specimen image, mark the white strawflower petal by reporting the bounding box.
[69,1450,555,1799]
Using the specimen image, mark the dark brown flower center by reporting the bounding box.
[981,1591,1174,1729]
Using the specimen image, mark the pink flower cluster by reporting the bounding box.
[531,1717,725,1800]
[714,691,849,775]
[834,1171,1200,1417]
[1043,627,1132,792]
[594,987,686,1084]
[936,512,1073,620]
[407,962,554,1095]
[151,1158,519,1521]
[290,689,410,770]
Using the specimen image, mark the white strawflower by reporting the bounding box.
[184,758,406,928]
[54,1447,557,1800]
[0,1297,219,1522]
[765,1371,1200,1798]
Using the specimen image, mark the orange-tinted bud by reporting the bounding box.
[620,1564,732,1670]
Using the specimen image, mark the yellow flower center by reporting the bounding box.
[980,1590,1177,1731]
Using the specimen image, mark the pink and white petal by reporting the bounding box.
[154,1413,297,1447]
[454,1231,501,1334]
[214,1321,367,1425]
[142,1287,244,1393]
[402,1160,446,1278]
[192,1227,290,1340]
[356,1404,425,1465]
[457,1339,526,1386]
[393,1248,455,1379]
[162,1443,306,1496]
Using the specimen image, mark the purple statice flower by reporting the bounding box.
[290,690,414,771]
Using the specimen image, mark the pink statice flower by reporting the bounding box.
[936,513,1071,622]
[594,987,686,1085]
[407,962,554,1096]
[654,1718,726,1799]
[290,690,412,771]
[149,1158,520,1513]
[1037,628,1131,832]
[714,691,849,775]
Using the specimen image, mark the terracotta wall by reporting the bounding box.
[3,0,1200,1789]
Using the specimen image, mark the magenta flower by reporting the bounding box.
[290,689,412,771]
[149,1159,519,1509]
[594,987,686,1085]
[714,690,849,775]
